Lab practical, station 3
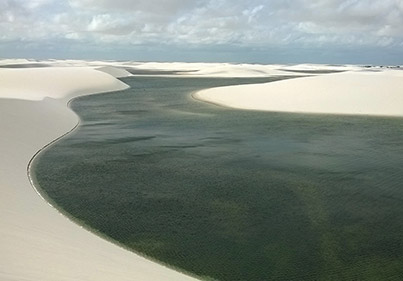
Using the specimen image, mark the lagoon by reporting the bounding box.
[33,76,403,281]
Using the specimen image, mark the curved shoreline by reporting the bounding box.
[27,95,83,206]
[27,119,79,205]
[27,94,200,280]
[0,67,198,281]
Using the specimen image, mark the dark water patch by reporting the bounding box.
[108,136,157,144]
[280,69,346,74]
[115,109,149,115]
[0,63,51,68]
[82,121,116,126]
[125,68,196,75]
[33,76,403,281]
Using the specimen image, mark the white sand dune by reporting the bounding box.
[0,67,128,101]
[1,59,361,77]
[0,58,32,65]
[121,62,303,77]
[185,64,297,77]
[280,63,361,72]
[119,61,367,77]
[1,59,402,280]
[195,70,403,116]
[0,66,197,281]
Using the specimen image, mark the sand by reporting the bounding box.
[1,59,402,280]
[194,70,403,116]
[0,65,197,281]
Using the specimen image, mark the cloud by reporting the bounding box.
[86,14,140,35]
[1,0,403,62]
[68,0,203,18]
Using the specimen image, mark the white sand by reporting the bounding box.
[117,62,306,77]
[1,59,401,280]
[1,58,362,77]
[0,65,197,281]
[195,70,403,116]
[0,67,128,101]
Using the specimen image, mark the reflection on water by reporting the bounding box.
[33,76,403,281]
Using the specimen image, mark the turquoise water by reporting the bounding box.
[33,76,403,280]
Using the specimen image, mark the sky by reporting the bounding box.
[1,0,403,64]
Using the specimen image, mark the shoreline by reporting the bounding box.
[27,94,199,280]
[0,65,198,281]
[27,119,80,205]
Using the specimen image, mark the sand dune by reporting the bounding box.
[0,59,362,77]
[0,65,197,281]
[2,59,402,280]
[121,62,307,77]
[0,67,129,101]
[194,70,403,116]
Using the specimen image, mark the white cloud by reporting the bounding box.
[68,0,203,18]
[86,14,140,35]
[1,0,403,60]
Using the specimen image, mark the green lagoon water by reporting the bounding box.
[33,76,403,281]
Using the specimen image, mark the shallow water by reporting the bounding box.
[33,76,403,281]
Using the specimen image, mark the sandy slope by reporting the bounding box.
[0,66,197,281]
[194,70,403,116]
